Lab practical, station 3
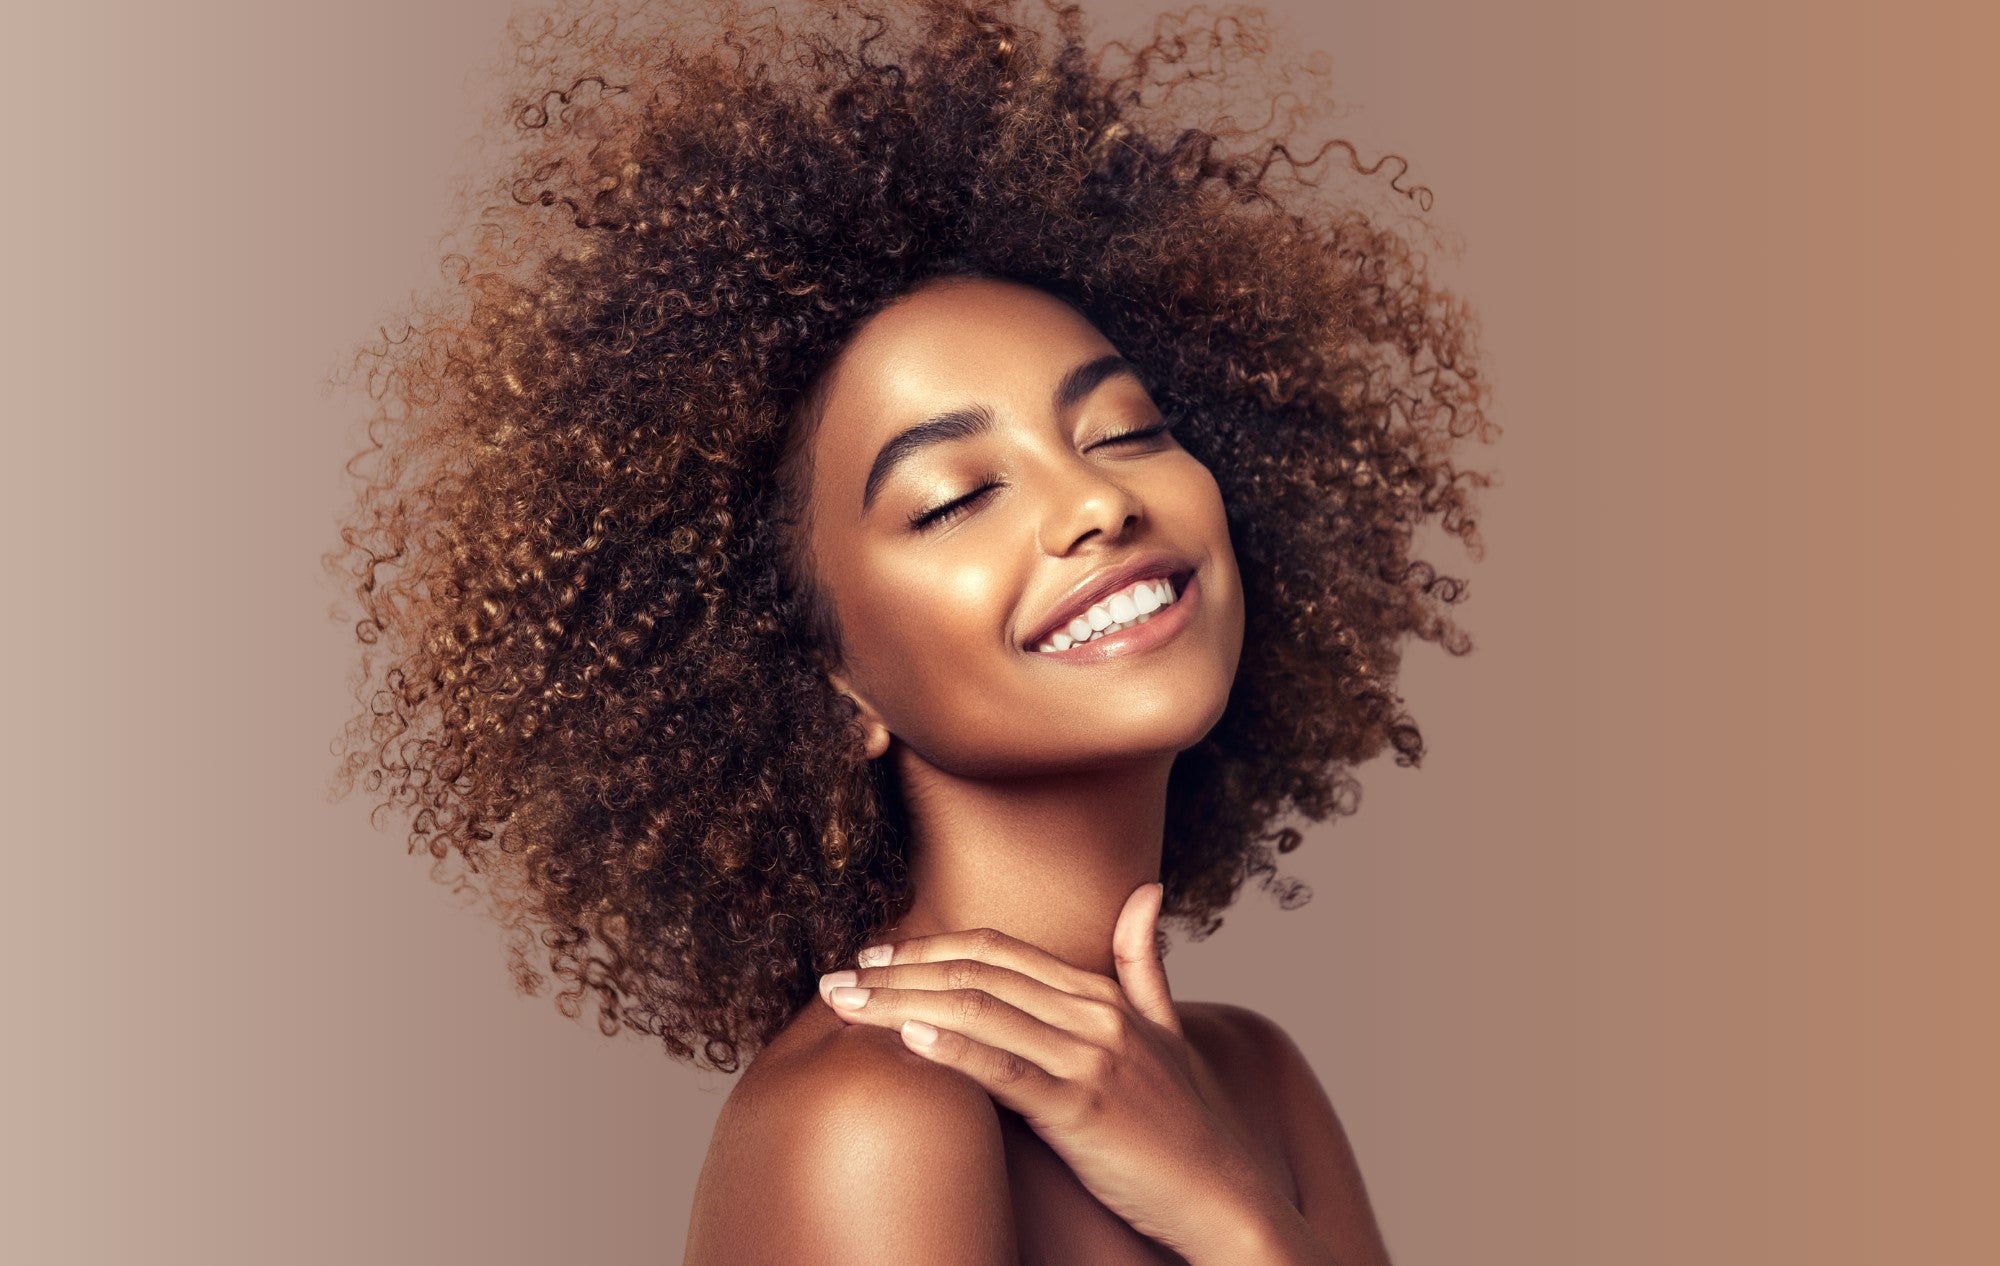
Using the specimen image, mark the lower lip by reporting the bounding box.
[1026,569,1201,663]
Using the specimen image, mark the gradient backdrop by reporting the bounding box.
[3,0,1994,1262]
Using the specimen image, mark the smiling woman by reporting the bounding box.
[324,0,1496,1261]
[783,277,1246,785]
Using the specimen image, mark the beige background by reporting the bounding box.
[3,0,1994,1262]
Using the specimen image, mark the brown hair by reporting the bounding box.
[325,0,1498,1073]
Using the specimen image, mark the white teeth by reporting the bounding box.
[1032,573,1185,653]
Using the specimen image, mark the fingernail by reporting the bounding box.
[857,944,893,967]
[829,985,871,1009]
[818,970,857,1003]
[902,1019,938,1048]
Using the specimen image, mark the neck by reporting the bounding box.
[874,747,1172,979]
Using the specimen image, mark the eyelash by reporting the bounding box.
[906,420,1177,531]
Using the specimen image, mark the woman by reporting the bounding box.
[327,0,1495,1261]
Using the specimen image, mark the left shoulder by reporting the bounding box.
[1175,1000,1397,1266]
[1176,999,1310,1082]
[1172,999,1314,1147]
[1177,998,1295,1051]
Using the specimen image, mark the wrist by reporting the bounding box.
[1176,1182,1333,1266]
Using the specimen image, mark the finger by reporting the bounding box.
[822,981,1102,1081]
[1113,882,1181,1037]
[857,926,1119,1003]
[822,959,1118,1036]
[897,1018,1067,1121]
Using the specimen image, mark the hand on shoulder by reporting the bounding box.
[684,1016,1018,1266]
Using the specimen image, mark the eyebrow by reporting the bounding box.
[859,352,1143,514]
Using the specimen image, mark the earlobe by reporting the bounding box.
[827,671,892,761]
[862,725,890,761]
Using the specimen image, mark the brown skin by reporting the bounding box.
[327,0,1495,1077]
[682,279,1393,1265]
[799,275,1244,979]
[327,0,1495,1259]
[686,991,1391,1265]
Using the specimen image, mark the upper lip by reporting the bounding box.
[1020,550,1197,649]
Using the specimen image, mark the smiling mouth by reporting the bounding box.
[1023,567,1198,654]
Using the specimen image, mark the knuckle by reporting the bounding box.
[1081,999,1126,1044]
[1082,976,1123,1005]
[970,927,1007,957]
[993,1050,1034,1086]
[949,988,990,1026]
[1074,1044,1116,1082]
[943,959,982,992]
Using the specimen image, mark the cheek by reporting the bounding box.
[1157,457,1248,689]
[840,553,1018,720]
[1182,457,1244,594]
[829,457,1247,774]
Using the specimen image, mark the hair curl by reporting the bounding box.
[325,0,1498,1073]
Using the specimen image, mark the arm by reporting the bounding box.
[683,1027,1019,1266]
[1211,1003,1396,1266]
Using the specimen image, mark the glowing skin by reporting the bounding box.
[793,274,1247,978]
[701,276,1391,1266]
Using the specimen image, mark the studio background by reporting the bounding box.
[2,1,1993,1263]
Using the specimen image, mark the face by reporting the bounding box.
[793,275,1245,778]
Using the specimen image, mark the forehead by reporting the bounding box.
[805,277,1117,477]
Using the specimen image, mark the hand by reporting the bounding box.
[815,882,1275,1259]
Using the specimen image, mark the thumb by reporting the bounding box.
[1113,881,1181,1037]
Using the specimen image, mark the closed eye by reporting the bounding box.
[1092,420,1174,448]
[908,481,1000,531]
[907,419,1176,532]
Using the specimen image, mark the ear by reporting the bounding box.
[826,669,892,761]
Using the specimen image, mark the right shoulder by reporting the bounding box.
[683,1009,1018,1266]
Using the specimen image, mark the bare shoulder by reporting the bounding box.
[1177,999,1289,1068]
[1178,1000,1397,1266]
[1177,998,1334,1115]
[682,1004,1017,1266]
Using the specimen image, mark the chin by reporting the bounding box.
[1048,677,1234,767]
[899,686,1228,778]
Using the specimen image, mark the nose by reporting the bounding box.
[1035,456,1143,555]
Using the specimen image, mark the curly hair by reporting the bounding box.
[325,0,1497,1074]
